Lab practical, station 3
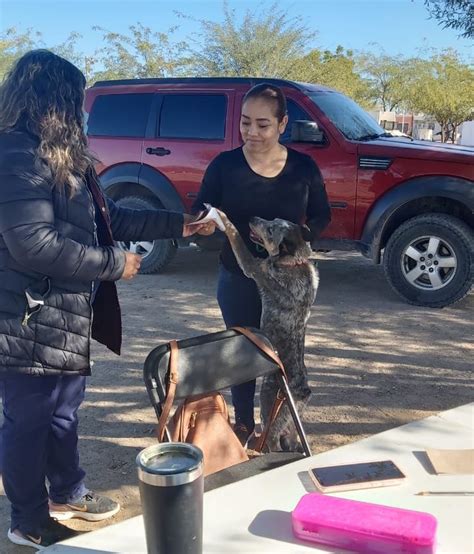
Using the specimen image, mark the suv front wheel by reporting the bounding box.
[115,195,178,274]
[383,214,473,308]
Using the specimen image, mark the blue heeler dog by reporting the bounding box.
[218,210,318,451]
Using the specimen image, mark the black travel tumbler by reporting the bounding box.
[136,442,204,554]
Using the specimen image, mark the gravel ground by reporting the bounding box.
[1,248,472,552]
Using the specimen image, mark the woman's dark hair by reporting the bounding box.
[242,83,287,122]
[0,49,96,194]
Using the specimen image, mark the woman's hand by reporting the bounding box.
[121,252,142,280]
[196,222,217,236]
[182,213,217,237]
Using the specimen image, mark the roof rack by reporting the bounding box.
[91,76,303,90]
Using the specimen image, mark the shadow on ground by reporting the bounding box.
[0,248,472,552]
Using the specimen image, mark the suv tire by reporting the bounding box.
[115,195,177,274]
[383,214,473,308]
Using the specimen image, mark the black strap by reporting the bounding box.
[231,327,288,452]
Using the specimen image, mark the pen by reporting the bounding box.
[416,491,474,496]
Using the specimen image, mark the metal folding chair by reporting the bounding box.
[143,327,311,491]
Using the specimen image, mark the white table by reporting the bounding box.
[44,403,474,553]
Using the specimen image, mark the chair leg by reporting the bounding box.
[278,374,312,457]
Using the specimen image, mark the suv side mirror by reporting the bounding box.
[291,120,325,144]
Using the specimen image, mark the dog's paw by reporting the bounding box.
[279,434,292,452]
[215,208,229,224]
[215,209,236,236]
[264,436,282,452]
[279,433,303,453]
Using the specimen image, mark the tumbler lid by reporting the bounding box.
[136,443,203,487]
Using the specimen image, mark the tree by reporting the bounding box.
[406,49,474,142]
[289,46,372,106]
[90,23,191,82]
[184,1,316,77]
[423,0,473,38]
[0,28,95,84]
[357,50,410,111]
[0,27,41,81]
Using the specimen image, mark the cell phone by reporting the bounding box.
[308,460,406,493]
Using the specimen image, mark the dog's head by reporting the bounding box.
[249,217,312,261]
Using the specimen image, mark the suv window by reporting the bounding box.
[88,93,153,137]
[159,94,226,140]
[309,91,384,140]
[281,99,313,143]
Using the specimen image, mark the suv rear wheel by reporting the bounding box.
[115,195,177,274]
[383,214,473,308]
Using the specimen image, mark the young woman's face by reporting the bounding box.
[240,97,288,152]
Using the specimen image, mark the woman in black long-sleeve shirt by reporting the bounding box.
[193,84,331,445]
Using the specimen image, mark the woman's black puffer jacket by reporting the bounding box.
[0,130,183,376]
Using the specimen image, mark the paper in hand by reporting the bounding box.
[188,203,225,231]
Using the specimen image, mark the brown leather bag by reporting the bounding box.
[156,341,249,476]
[156,328,288,475]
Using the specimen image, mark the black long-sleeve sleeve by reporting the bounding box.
[305,159,331,240]
[107,197,184,242]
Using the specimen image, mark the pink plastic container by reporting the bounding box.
[292,493,437,553]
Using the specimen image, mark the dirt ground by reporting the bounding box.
[0,248,472,553]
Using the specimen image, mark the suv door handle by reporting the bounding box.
[146,147,171,156]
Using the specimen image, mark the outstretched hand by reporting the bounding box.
[182,213,217,237]
[195,222,216,236]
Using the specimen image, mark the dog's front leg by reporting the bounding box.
[217,210,260,279]
[264,379,312,452]
[279,391,312,452]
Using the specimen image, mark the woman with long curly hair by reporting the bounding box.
[0,50,210,549]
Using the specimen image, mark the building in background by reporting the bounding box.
[459,121,474,146]
[368,109,472,144]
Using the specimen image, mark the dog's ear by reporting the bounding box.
[281,237,297,257]
[300,224,312,242]
[271,226,287,254]
[279,225,301,256]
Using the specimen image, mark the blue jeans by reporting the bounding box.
[1,373,88,534]
[217,266,261,431]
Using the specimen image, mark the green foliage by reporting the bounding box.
[289,46,372,107]
[357,50,409,111]
[90,23,191,81]
[405,49,474,142]
[0,27,41,81]
[0,28,94,83]
[183,1,316,77]
[1,5,472,140]
[423,0,473,38]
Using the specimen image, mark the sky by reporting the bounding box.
[1,0,473,60]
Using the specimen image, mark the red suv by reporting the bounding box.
[84,78,473,308]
